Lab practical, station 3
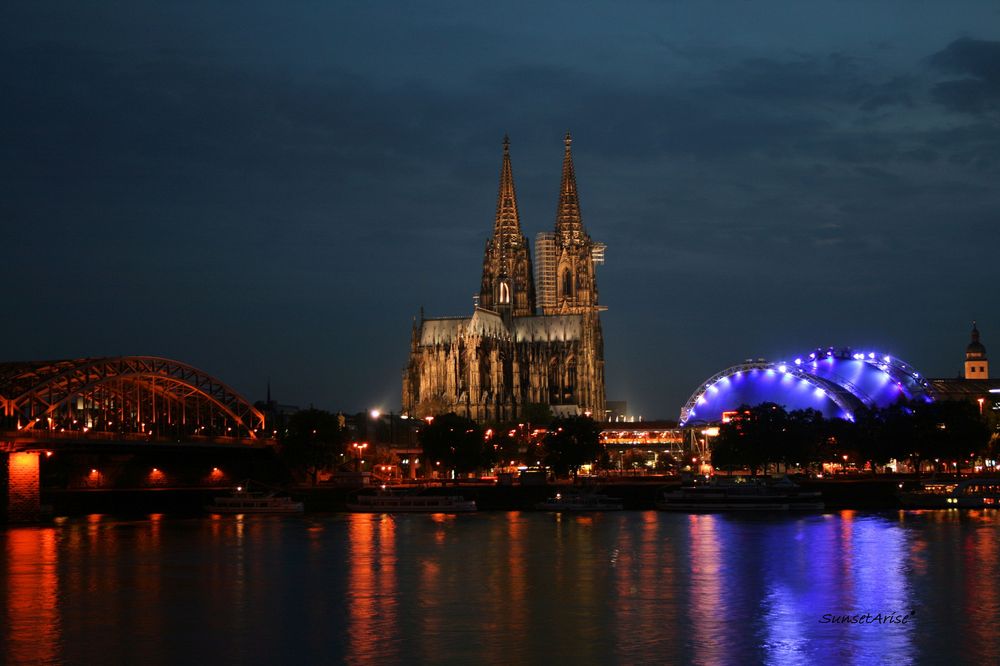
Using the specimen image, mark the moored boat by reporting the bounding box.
[535,491,624,512]
[656,475,824,512]
[346,489,477,513]
[206,483,304,514]
[899,478,1000,509]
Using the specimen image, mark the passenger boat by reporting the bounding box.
[206,484,304,514]
[535,491,624,512]
[899,478,1000,509]
[346,489,477,513]
[656,475,824,511]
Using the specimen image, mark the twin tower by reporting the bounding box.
[403,134,606,422]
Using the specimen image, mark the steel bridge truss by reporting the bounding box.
[0,357,265,440]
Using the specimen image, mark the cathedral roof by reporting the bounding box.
[514,315,583,342]
[419,317,470,345]
[417,312,584,345]
[468,308,506,337]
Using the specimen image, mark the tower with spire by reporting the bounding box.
[965,322,989,380]
[403,133,606,422]
[547,132,601,314]
[479,136,536,318]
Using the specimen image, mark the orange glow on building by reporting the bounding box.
[6,452,41,522]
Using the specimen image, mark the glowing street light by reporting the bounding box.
[352,441,368,472]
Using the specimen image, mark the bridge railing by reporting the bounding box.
[0,430,275,446]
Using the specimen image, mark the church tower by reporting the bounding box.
[479,136,536,318]
[965,322,989,379]
[549,132,600,314]
[538,132,606,417]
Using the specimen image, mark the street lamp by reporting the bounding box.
[352,441,368,473]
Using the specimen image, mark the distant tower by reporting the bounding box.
[479,135,536,318]
[965,322,989,379]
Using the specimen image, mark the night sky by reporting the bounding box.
[3,2,998,418]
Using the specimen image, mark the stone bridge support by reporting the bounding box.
[1,451,41,523]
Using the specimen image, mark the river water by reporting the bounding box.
[2,510,998,665]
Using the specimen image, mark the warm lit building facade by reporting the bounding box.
[402,134,606,422]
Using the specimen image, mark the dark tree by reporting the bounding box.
[542,415,601,478]
[279,409,345,485]
[919,400,990,473]
[490,424,524,468]
[783,408,826,470]
[710,403,788,475]
[419,413,489,475]
[522,403,554,427]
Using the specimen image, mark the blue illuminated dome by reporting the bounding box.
[679,347,932,425]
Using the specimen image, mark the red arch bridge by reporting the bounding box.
[0,356,268,522]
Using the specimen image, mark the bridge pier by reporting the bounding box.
[1,451,42,523]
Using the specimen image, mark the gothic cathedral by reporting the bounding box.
[402,134,606,422]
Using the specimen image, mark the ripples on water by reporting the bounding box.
[2,510,999,665]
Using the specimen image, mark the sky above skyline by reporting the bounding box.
[3,2,999,418]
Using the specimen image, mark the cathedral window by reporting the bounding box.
[565,356,577,401]
[500,282,510,304]
[562,269,573,298]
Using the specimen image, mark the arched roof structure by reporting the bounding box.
[0,356,265,439]
[679,347,932,426]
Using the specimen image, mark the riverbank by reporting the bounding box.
[39,477,907,516]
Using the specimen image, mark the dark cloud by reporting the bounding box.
[928,38,1000,114]
[1,4,999,417]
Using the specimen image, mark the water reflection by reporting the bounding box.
[2,510,1000,664]
[4,527,60,665]
[346,514,400,664]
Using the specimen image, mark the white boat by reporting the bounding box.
[346,490,477,513]
[900,478,1000,509]
[535,491,624,512]
[206,484,304,514]
[656,476,824,512]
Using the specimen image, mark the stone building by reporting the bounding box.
[402,134,606,422]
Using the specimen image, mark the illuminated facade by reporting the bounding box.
[965,322,989,380]
[402,134,606,422]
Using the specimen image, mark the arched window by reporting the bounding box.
[499,282,510,304]
[565,356,577,402]
[562,269,573,299]
[548,358,560,404]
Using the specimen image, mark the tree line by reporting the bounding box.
[710,400,993,475]
[275,404,604,483]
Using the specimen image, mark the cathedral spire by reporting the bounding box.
[493,133,521,249]
[555,131,585,243]
[480,135,536,316]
